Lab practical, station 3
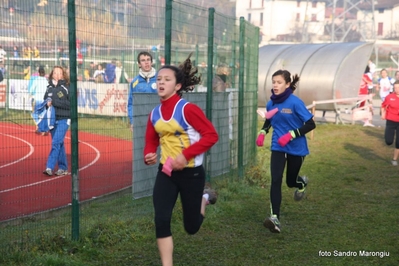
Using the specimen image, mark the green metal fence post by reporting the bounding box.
[68,0,80,241]
[164,0,172,65]
[205,7,215,183]
[237,17,245,178]
[206,7,215,121]
[251,27,260,158]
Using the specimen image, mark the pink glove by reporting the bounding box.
[162,157,173,176]
[256,133,265,147]
[278,132,293,147]
[265,108,278,119]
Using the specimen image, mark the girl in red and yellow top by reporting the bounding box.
[144,54,218,266]
[381,80,399,165]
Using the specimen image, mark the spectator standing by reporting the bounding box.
[30,66,47,105]
[0,64,5,82]
[43,66,71,176]
[212,64,230,92]
[368,59,376,75]
[88,61,96,78]
[377,68,394,102]
[127,51,157,132]
[393,71,399,83]
[22,46,30,66]
[30,67,48,133]
[115,60,129,83]
[12,46,19,70]
[33,46,40,58]
[104,59,116,83]
[93,63,105,83]
[0,45,7,64]
[23,65,31,80]
[358,66,374,127]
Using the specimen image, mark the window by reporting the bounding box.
[260,12,263,26]
[312,1,317,8]
[296,13,300,22]
[311,14,317,21]
[378,22,383,36]
[248,13,252,23]
[297,1,300,8]
[249,0,252,9]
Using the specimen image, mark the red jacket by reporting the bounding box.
[382,93,399,122]
[359,73,372,95]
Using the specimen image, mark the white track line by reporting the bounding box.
[0,124,101,194]
[0,132,34,168]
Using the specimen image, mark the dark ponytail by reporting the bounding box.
[272,69,300,91]
[159,53,201,96]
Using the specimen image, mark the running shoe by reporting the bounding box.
[391,160,398,166]
[43,168,53,176]
[294,176,308,201]
[263,215,281,233]
[55,169,69,176]
[203,188,218,205]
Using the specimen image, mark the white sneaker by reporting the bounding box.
[391,160,398,166]
[363,122,375,127]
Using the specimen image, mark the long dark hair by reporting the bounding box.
[272,69,300,91]
[158,53,201,96]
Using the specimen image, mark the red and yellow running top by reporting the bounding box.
[144,93,218,167]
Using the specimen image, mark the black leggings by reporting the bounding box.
[385,120,399,148]
[270,151,306,218]
[153,164,205,238]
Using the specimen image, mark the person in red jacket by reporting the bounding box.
[143,54,218,266]
[381,80,399,166]
[358,65,374,127]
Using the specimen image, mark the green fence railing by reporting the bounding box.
[0,0,259,251]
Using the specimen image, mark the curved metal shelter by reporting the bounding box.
[258,42,374,110]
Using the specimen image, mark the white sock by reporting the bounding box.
[203,193,209,201]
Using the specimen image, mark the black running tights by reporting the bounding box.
[270,151,305,218]
[153,165,206,238]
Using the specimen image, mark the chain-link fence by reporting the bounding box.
[0,0,259,251]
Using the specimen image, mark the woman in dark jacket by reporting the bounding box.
[42,66,71,176]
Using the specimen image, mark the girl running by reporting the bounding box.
[143,54,218,266]
[256,69,316,233]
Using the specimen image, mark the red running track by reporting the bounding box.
[0,122,132,222]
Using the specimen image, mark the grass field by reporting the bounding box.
[1,122,398,265]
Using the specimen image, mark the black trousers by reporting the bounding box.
[270,151,306,218]
[385,120,399,149]
[153,164,205,238]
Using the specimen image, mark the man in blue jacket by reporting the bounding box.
[127,51,157,132]
[104,58,116,83]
